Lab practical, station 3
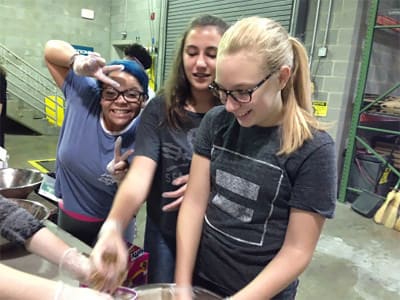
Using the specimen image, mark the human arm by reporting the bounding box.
[90,155,157,291]
[0,196,92,282]
[44,40,120,89]
[25,228,93,283]
[231,209,325,300]
[44,40,77,88]
[175,154,211,287]
[0,263,113,300]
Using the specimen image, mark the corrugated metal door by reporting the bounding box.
[160,0,294,83]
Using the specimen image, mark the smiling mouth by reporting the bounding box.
[236,109,251,118]
[111,109,132,115]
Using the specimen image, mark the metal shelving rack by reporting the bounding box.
[338,0,400,202]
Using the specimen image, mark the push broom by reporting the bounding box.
[373,179,399,225]
[391,192,400,231]
[383,190,400,229]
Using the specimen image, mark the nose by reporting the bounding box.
[196,54,207,68]
[224,94,241,112]
[114,93,128,103]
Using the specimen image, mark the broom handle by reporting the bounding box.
[394,178,400,191]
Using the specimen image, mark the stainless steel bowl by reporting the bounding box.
[7,198,51,220]
[135,284,222,300]
[0,168,43,198]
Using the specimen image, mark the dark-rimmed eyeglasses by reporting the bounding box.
[101,87,147,103]
[209,72,274,104]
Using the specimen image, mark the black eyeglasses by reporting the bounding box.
[209,72,274,104]
[101,87,147,103]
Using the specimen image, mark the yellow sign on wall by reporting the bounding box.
[312,100,328,117]
[45,96,64,127]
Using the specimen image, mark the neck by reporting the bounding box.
[185,90,216,113]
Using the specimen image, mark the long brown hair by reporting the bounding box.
[161,14,229,129]
[218,16,327,155]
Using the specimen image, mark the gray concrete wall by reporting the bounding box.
[304,0,369,164]
[0,0,112,76]
[109,0,162,60]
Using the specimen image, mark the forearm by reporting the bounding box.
[106,186,141,233]
[234,210,325,299]
[175,198,204,285]
[0,263,57,300]
[107,156,156,232]
[25,227,71,266]
[234,247,313,299]
[44,40,76,68]
[175,155,211,285]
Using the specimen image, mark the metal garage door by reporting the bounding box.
[159,0,294,85]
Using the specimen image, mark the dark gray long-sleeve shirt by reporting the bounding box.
[0,195,44,245]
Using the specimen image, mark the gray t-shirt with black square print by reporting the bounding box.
[194,105,337,295]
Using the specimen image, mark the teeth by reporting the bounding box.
[113,109,129,114]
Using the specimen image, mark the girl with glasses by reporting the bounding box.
[175,16,337,299]
[44,40,148,246]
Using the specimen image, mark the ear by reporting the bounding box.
[278,65,291,90]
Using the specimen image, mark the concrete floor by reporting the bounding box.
[4,126,400,300]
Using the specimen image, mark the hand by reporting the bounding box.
[72,52,122,88]
[106,136,134,183]
[90,221,128,292]
[56,282,113,300]
[162,174,189,212]
[59,248,92,283]
[171,286,194,300]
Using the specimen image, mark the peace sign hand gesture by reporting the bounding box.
[106,136,134,184]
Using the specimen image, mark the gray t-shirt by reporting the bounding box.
[194,106,337,295]
[134,96,205,237]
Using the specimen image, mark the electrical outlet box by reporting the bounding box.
[318,47,327,57]
[81,8,95,20]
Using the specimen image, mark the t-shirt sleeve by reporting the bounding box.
[0,196,44,245]
[133,97,163,162]
[289,134,337,218]
[193,106,221,159]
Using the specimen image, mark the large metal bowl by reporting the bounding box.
[135,284,222,300]
[0,198,50,247]
[0,168,43,198]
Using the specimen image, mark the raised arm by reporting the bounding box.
[44,40,120,89]
[44,40,76,88]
